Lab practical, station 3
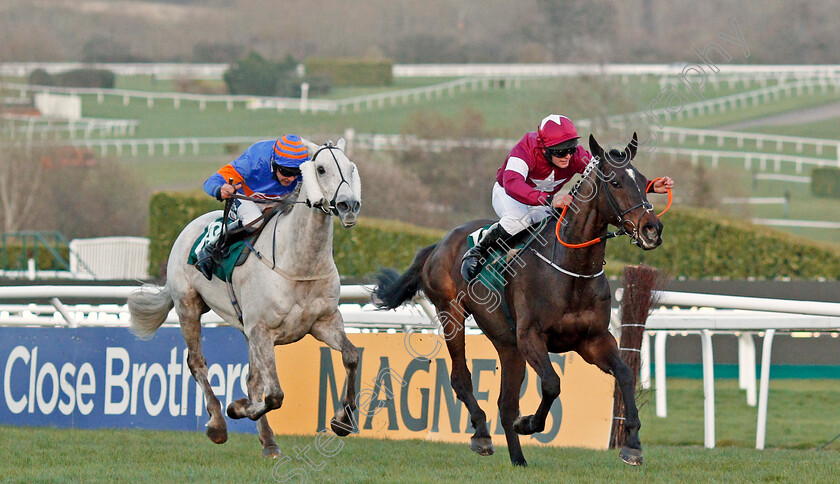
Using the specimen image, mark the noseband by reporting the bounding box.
[307,143,351,216]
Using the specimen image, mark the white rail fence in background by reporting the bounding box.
[2,114,138,139]
[1,285,838,451]
[3,76,517,115]
[7,68,838,119]
[51,130,839,177]
[586,77,840,128]
[4,62,840,80]
[654,126,840,161]
[0,62,230,79]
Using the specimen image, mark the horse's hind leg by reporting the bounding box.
[432,298,493,456]
[176,294,227,444]
[579,333,643,466]
[496,343,527,466]
[310,310,359,437]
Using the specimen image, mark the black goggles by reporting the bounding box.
[276,165,302,178]
[547,146,577,158]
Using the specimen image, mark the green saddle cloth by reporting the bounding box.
[187,217,249,282]
[467,225,525,293]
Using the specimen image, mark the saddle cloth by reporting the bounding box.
[467,225,525,293]
[187,217,249,281]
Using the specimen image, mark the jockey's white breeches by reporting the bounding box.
[492,182,552,235]
[232,199,266,231]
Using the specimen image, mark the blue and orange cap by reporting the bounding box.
[272,134,310,168]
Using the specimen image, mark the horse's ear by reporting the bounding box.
[300,137,320,157]
[589,134,604,162]
[336,138,347,152]
[625,132,638,160]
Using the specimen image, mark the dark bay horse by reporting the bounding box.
[373,134,663,466]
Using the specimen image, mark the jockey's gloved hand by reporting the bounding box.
[551,194,573,209]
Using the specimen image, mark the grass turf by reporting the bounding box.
[2,378,839,483]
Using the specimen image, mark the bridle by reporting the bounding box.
[599,167,654,245]
[306,142,352,216]
[555,157,669,248]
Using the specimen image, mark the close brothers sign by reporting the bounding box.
[0,327,613,449]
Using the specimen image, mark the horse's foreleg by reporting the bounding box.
[227,322,284,421]
[310,311,359,437]
[496,344,527,466]
[437,303,493,456]
[514,329,560,436]
[177,298,227,444]
[579,333,643,466]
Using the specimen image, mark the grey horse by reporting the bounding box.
[127,138,361,457]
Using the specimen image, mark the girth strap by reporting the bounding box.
[245,241,335,281]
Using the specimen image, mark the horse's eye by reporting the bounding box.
[610,180,621,188]
[317,166,326,175]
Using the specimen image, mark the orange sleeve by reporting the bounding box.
[216,165,252,195]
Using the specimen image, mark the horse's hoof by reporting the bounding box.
[330,417,353,437]
[513,415,543,435]
[262,445,282,459]
[619,446,644,466]
[512,458,528,467]
[226,398,248,419]
[469,436,495,456]
[206,425,228,444]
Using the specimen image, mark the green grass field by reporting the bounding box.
[3,379,839,483]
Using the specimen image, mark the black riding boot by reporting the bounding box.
[460,223,513,282]
[195,226,250,280]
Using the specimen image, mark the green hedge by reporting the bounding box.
[29,68,116,88]
[147,192,441,278]
[305,58,393,86]
[1,246,71,271]
[148,194,840,280]
[811,167,840,199]
[605,207,840,279]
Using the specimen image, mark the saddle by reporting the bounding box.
[466,225,526,293]
[187,218,254,282]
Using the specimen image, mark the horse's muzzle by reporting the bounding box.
[636,219,663,250]
[336,195,361,228]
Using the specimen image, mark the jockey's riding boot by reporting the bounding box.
[460,223,513,282]
[196,226,250,280]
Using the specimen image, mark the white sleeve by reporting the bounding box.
[504,157,529,178]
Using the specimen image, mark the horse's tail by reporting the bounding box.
[127,285,175,340]
[373,244,437,310]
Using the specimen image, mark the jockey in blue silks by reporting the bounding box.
[195,134,310,280]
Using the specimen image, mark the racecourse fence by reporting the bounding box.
[1,284,839,450]
[2,113,138,139]
[5,66,838,119]
[5,62,840,80]
[2,76,517,115]
[43,130,839,176]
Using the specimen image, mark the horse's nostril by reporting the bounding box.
[337,201,350,212]
[353,201,361,213]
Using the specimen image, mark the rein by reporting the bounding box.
[554,168,673,249]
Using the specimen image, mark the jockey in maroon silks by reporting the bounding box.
[460,114,674,282]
